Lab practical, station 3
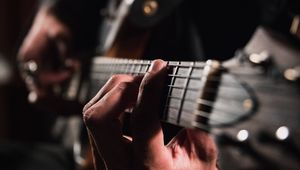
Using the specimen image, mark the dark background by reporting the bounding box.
[0,0,42,141]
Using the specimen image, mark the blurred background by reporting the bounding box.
[0,0,45,142]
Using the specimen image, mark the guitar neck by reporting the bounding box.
[85,57,254,131]
[87,57,223,130]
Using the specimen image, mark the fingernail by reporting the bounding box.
[148,59,167,73]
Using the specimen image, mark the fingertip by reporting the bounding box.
[148,59,167,73]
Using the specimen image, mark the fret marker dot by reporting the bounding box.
[276,126,289,140]
[237,129,249,142]
[243,99,253,111]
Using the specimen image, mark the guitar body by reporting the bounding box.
[216,27,300,169]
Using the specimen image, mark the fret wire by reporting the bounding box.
[126,105,211,131]
[92,60,243,87]
[168,85,246,102]
[167,74,228,81]
[110,63,114,75]
[131,61,136,75]
[138,62,143,75]
[167,96,215,107]
[177,63,205,68]
[92,76,236,106]
[95,58,207,68]
[168,74,203,79]
[94,74,240,92]
[124,60,129,74]
[92,68,238,88]
[93,63,207,69]
[121,64,126,74]
[166,104,240,126]
[93,67,212,80]
[133,60,140,76]
[167,85,199,91]
[162,62,179,121]
[195,109,243,124]
[145,61,151,72]
[93,57,207,67]
[91,58,253,128]
[166,105,212,118]
[176,62,194,124]
[129,64,134,74]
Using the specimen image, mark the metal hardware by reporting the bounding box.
[249,51,271,65]
[143,0,158,16]
[284,65,300,82]
[290,15,300,39]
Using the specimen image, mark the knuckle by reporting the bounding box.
[82,106,101,128]
[108,74,123,85]
[109,74,133,83]
[116,81,132,91]
[82,106,94,126]
[82,101,92,113]
[110,74,123,80]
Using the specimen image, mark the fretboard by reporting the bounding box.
[86,57,254,131]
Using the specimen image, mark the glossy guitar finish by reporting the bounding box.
[77,29,300,170]
[217,55,300,170]
[59,27,300,169]
[216,28,300,170]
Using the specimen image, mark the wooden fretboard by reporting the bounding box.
[85,57,254,130]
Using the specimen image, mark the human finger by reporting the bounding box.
[83,76,141,169]
[167,129,218,169]
[131,60,170,168]
[83,74,138,113]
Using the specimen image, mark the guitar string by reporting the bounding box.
[165,98,250,125]
[92,59,213,131]
[90,75,250,126]
[92,63,237,82]
[90,67,248,104]
[90,59,253,130]
[124,100,272,136]
[89,77,296,131]
[89,81,292,135]
[93,59,298,137]
[90,63,250,120]
[167,95,247,117]
[92,58,207,68]
[91,71,243,92]
[91,60,238,86]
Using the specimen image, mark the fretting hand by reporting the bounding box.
[83,60,218,170]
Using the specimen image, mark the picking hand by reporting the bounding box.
[18,5,78,101]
